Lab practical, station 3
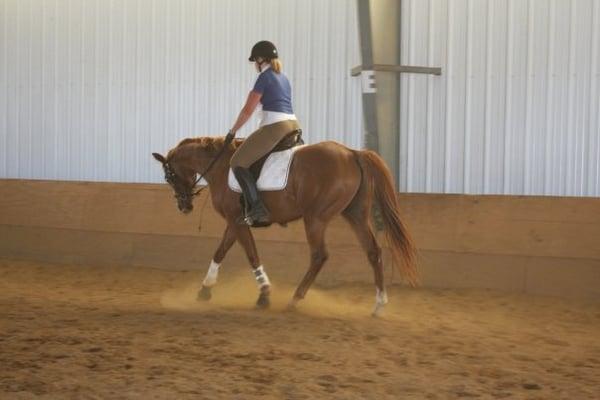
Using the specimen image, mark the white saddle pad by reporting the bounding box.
[228,145,306,193]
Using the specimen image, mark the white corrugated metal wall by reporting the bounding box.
[0,0,362,183]
[2,0,599,196]
[400,0,600,196]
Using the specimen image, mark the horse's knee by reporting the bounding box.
[311,249,329,266]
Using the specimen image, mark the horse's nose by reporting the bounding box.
[179,203,193,214]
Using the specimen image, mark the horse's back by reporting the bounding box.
[287,141,362,208]
[293,141,358,172]
[294,140,356,161]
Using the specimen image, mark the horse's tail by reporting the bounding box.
[357,150,419,287]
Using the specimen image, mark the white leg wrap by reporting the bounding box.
[253,265,271,289]
[372,288,388,316]
[202,260,220,287]
[376,288,388,306]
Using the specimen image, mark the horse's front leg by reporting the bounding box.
[197,225,237,301]
[233,224,271,309]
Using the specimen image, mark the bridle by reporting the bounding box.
[163,137,233,202]
[163,163,199,205]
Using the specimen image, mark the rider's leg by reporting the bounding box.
[232,166,270,225]
[230,120,300,226]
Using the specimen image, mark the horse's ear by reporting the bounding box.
[152,153,166,164]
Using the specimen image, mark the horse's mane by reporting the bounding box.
[167,136,242,161]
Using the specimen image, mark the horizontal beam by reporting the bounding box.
[351,64,442,77]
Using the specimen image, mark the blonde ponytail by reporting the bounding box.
[271,59,282,73]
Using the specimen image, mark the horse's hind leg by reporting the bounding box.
[343,211,387,316]
[289,217,329,308]
[198,225,236,301]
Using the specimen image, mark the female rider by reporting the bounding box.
[226,41,300,226]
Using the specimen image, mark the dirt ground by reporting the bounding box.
[1,260,599,400]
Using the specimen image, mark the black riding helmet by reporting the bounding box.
[248,41,278,62]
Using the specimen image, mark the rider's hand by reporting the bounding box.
[225,130,235,145]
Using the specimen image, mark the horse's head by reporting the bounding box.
[153,137,233,214]
[152,152,197,214]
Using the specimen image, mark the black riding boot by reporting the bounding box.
[232,166,271,226]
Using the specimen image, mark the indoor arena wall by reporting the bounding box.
[1,179,598,300]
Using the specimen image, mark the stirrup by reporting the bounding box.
[235,214,255,226]
[236,215,271,227]
[236,207,271,227]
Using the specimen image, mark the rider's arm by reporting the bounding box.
[230,91,262,134]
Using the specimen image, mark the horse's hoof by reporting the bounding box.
[285,298,299,312]
[256,293,270,309]
[197,286,212,301]
[371,304,385,318]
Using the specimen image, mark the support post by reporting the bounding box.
[396,0,402,189]
[370,0,401,186]
[354,0,441,188]
[356,0,379,152]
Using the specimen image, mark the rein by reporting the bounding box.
[190,138,232,232]
[191,137,233,195]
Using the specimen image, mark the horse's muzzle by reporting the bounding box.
[178,203,193,214]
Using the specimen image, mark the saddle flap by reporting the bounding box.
[228,145,306,193]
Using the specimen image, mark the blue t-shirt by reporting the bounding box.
[252,69,294,114]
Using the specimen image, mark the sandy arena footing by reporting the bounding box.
[1,260,599,399]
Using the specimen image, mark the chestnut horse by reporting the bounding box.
[152,136,418,315]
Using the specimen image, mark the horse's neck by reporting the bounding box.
[202,158,232,211]
[205,163,229,188]
[198,150,232,190]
